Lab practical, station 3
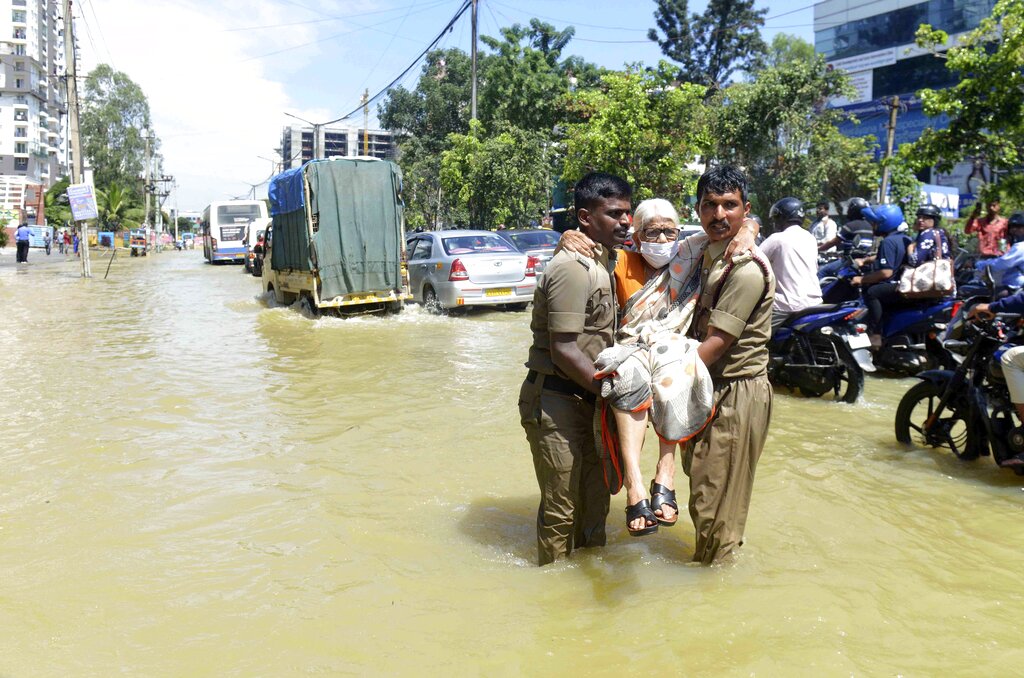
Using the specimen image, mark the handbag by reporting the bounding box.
[899,231,955,299]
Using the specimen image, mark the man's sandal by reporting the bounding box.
[625,499,659,537]
[649,481,679,527]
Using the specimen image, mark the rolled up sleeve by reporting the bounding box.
[545,259,590,334]
[708,261,766,339]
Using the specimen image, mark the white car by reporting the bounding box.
[405,230,538,310]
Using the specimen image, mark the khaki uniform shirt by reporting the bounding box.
[526,246,618,378]
[689,239,775,380]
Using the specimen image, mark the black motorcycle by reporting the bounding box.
[894,310,1024,473]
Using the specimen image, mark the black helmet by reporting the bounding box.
[916,203,942,225]
[1009,212,1024,244]
[1009,211,1024,229]
[769,197,805,228]
[846,197,870,219]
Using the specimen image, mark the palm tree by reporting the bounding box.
[96,183,142,232]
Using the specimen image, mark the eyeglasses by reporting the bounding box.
[639,227,680,240]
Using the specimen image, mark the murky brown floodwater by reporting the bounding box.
[2,249,1023,675]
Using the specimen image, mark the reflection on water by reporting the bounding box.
[1,252,1022,675]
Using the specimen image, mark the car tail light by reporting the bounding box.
[526,255,538,277]
[449,258,469,281]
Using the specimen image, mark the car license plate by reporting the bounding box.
[485,288,512,297]
[846,334,871,349]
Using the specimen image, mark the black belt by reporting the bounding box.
[527,369,596,404]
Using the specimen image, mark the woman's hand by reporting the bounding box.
[725,217,759,261]
[556,229,597,258]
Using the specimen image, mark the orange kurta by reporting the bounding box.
[613,249,653,307]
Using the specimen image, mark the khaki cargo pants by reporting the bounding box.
[519,376,610,566]
[683,375,773,565]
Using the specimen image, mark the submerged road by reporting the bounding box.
[1,248,1022,675]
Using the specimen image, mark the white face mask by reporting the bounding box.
[639,240,679,268]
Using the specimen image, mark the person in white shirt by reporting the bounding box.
[810,201,838,252]
[761,197,824,330]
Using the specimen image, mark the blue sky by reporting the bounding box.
[81,0,816,211]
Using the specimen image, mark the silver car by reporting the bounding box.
[405,230,537,310]
[496,228,560,276]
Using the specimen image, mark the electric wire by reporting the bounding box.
[80,0,115,68]
[227,0,451,33]
[358,0,421,93]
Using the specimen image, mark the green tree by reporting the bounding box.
[762,33,817,70]
[44,177,72,227]
[479,20,602,133]
[648,0,768,89]
[440,120,550,228]
[80,65,155,191]
[96,183,144,231]
[904,0,1024,201]
[380,49,474,227]
[710,54,879,216]
[560,67,711,205]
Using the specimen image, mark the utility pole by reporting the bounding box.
[143,131,153,227]
[470,0,478,120]
[878,95,900,203]
[63,0,90,277]
[362,88,369,156]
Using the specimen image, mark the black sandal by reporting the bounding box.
[625,499,659,537]
[649,481,679,527]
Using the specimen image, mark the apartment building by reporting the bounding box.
[279,124,396,170]
[0,0,66,224]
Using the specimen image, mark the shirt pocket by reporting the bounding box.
[585,286,613,329]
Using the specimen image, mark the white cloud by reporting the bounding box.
[78,0,359,210]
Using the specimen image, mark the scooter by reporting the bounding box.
[895,306,1024,473]
[768,301,871,402]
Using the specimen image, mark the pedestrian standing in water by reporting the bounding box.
[43,231,51,255]
[519,171,631,566]
[73,231,80,256]
[15,222,31,263]
[63,230,71,255]
[684,165,775,565]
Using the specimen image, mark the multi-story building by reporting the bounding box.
[279,124,396,170]
[816,0,996,187]
[0,0,66,225]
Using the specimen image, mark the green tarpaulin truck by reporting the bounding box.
[261,157,411,315]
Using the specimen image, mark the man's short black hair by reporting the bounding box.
[695,164,748,204]
[817,201,829,209]
[573,171,632,215]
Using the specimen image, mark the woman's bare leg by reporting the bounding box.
[652,439,677,522]
[613,407,655,532]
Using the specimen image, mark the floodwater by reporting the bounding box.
[2,249,1023,676]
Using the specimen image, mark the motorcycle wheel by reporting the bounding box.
[798,335,864,403]
[894,380,978,460]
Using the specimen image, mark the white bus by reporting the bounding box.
[201,200,270,264]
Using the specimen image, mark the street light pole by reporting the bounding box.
[470,0,478,120]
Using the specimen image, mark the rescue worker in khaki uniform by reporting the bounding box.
[684,164,776,565]
[519,172,632,566]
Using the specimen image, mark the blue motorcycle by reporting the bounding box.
[820,259,958,377]
[769,301,871,403]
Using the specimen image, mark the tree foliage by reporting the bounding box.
[80,65,154,192]
[709,54,879,215]
[648,0,768,89]
[44,177,72,227]
[904,0,1024,201]
[96,183,144,231]
[479,20,602,133]
[560,68,711,206]
[440,120,550,228]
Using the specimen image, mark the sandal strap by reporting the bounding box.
[649,481,678,510]
[625,498,658,522]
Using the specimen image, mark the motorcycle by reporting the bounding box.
[820,258,958,376]
[895,307,1024,474]
[768,301,870,402]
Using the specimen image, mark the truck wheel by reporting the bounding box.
[299,294,320,318]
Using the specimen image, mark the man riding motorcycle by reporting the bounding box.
[850,204,910,348]
[974,211,1024,299]
[818,197,875,279]
[762,197,823,330]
